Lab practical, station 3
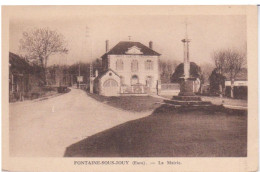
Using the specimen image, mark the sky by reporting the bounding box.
[9,9,246,66]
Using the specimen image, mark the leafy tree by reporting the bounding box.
[92,58,102,76]
[171,62,202,83]
[19,28,68,85]
[209,69,226,95]
[68,58,102,85]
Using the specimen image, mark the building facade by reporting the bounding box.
[95,41,161,96]
[224,68,247,99]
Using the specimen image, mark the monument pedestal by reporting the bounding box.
[178,79,195,96]
[173,78,202,102]
[164,78,212,107]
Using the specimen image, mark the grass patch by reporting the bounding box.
[86,92,163,112]
[64,105,247,157]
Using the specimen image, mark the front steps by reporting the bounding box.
[164,95,212,107]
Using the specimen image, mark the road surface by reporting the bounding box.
[9,88,151,157]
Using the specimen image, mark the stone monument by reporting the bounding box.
[178,37,196,97]
[164,20,212,107]
[178,21,196,97]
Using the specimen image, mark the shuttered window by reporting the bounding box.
[131,60,138,72]
[116,59,124,70]
[145,60,153,70]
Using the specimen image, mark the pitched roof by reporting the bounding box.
[102,41,161,58]
[9,52,33,73]
[95,68,120,81]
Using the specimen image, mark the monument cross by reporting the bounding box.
[182,19,191,80]
[167,18,212,107]
[177,18,195,96]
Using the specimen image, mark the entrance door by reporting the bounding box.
[103,79,119,96]
[131,75,139,85]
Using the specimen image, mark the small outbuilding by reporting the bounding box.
[94,69,121,96]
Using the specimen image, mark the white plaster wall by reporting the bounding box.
[99,70,121,96]
[108,55,160,91]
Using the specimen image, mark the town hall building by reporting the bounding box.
[94,40,161,96]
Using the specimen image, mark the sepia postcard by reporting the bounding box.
[2,5,258,172]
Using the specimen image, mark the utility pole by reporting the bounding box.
[89,40,94,93]
[85,25,94,93]
[90,63,93,77]
[78,61,81,88]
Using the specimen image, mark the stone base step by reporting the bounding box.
[164,99,212,106]
[172,96,201,101]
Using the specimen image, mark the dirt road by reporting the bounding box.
[9,88,151,157]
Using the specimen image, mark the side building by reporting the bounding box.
[9,52,33,101]
[224,68,247,99]
[9,52,48,101]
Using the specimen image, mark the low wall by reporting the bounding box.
[159,83,180,96]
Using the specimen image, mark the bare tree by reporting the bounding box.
[19,28,68,85]
[224,49,246,98]
[200,62,214,84]
[212,48,246,98]
[160,59,179,83]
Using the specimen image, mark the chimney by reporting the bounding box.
[106,40,109,53]
[149,41,153,49]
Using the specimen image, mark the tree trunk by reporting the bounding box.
[42,67,47,85]
[41,56,48,86]
[230,86,234,98]
[219,84,223,97]
[230,79,234,98]
[200,84,203,94]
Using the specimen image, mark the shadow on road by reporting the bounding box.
[64,105,247,157]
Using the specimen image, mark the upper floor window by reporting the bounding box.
[116,59,124,70]
[131,60,138,72]
[145,60,153,70]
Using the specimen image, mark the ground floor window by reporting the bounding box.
[146,76,153,87]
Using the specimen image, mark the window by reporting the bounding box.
[103,79,118,87]
[120,76,125,85]
[145,60,153,70]
[116,59,124,70]
[131,60,138,72]
[146,76,153,87]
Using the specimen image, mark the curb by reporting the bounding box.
[154,95,247,111]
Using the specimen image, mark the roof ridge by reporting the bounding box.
[103,41,161,56]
